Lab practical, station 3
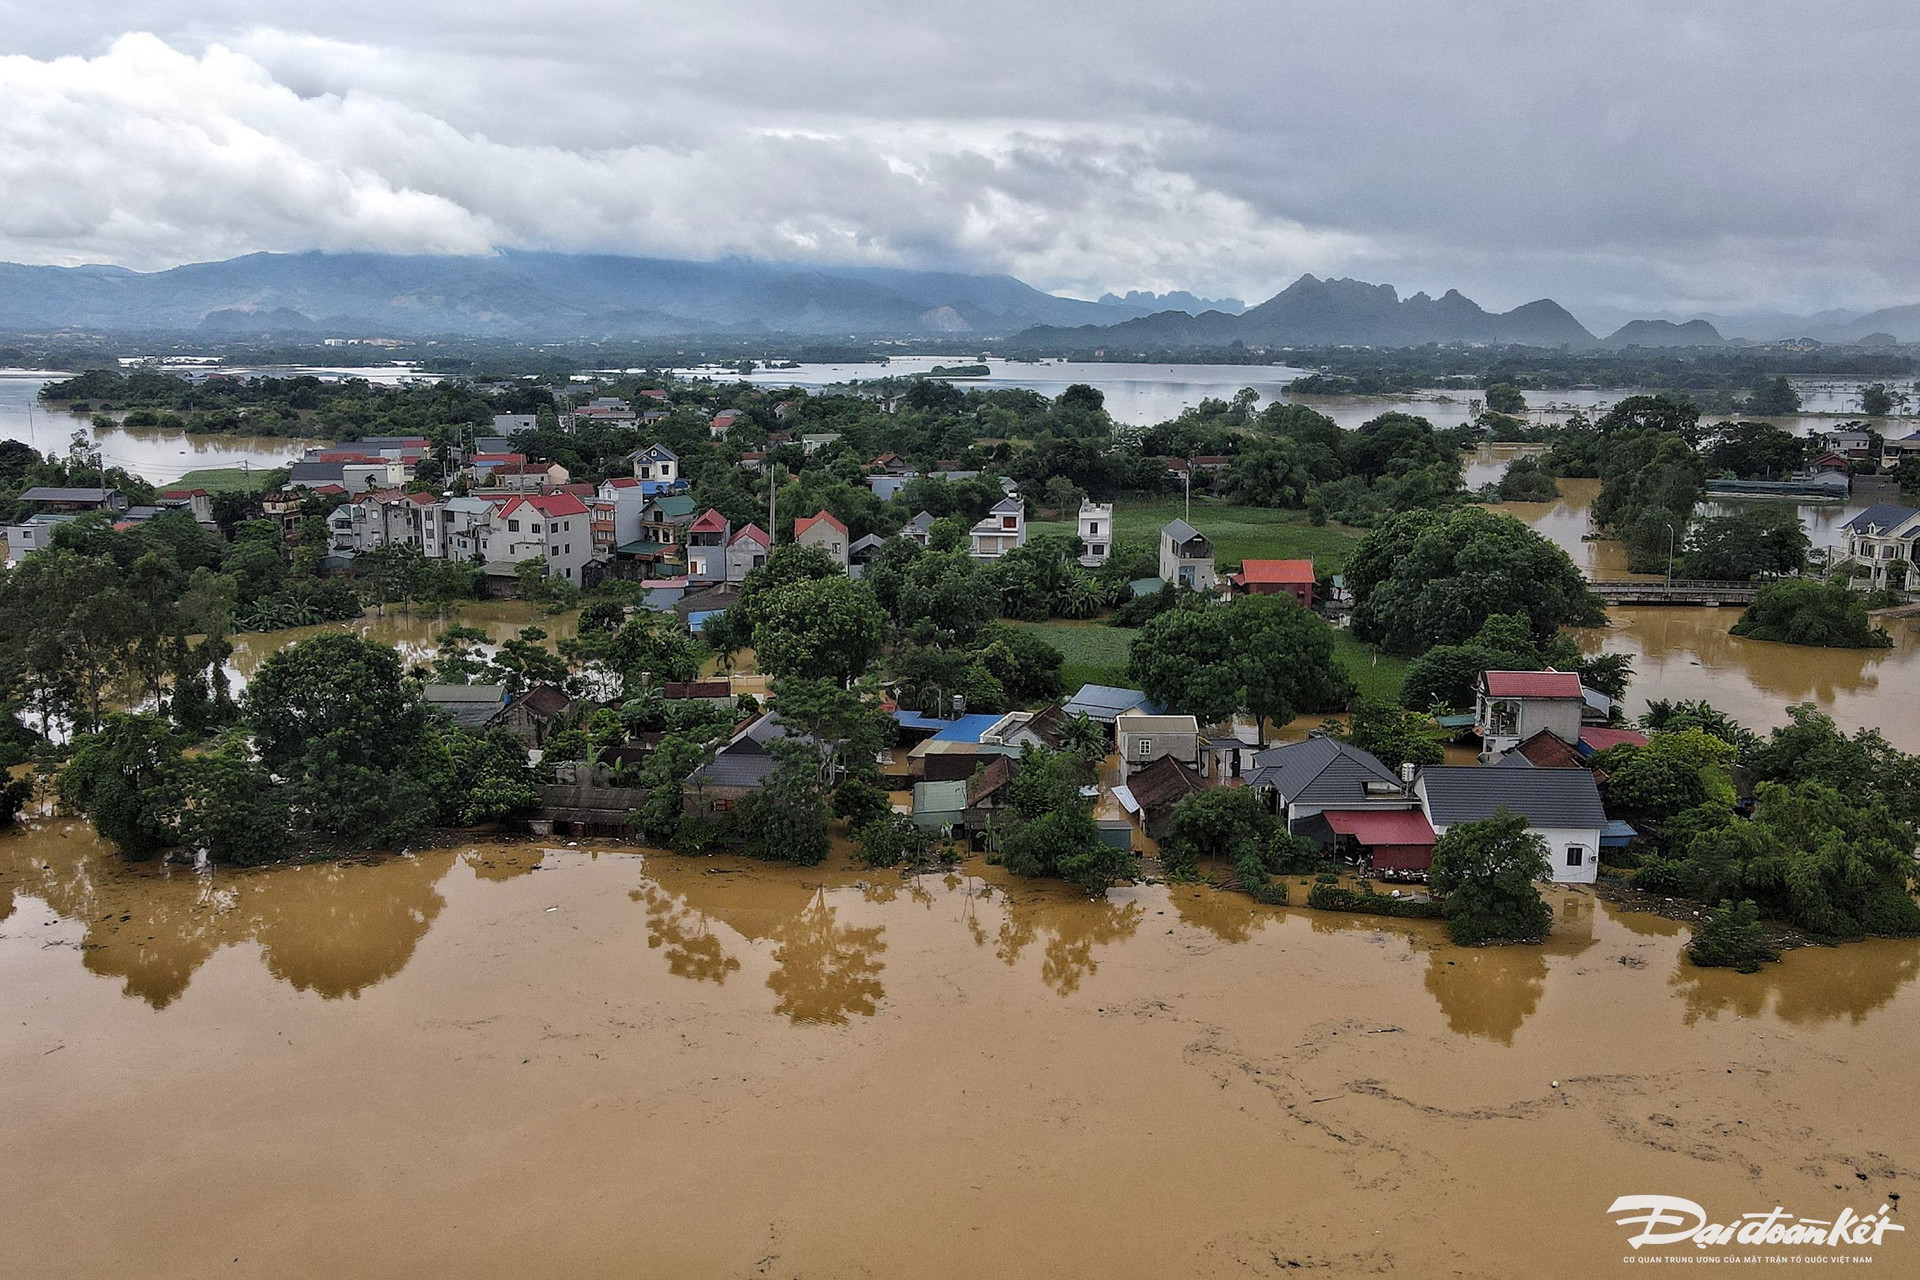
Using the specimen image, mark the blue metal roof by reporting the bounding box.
[1600,819,1639,846]
[930,714,1004,743]
[685,609,725,633]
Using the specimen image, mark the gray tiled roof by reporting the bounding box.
[1162,518,1203,544]
[1248,738,1403,808]
[1843,503,1920,534]
[1419,765,1606,829]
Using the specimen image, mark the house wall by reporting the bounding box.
[1476,694,1585,756]
[796,523,848,567]
[1159,540,1217,590]
[1425,817,1601,885]
[1117,728,1199,776]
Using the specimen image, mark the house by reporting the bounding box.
[660,679,735,705]
[902,510,937,547]
[867,472,917,501]
[486,492,593,584]
[491,413,538,436]
[1114,712,1201,778]
[1123,753,1212,838]
[1415,765,1608,884]
[629,443,681,487]
[17,486,128,514]
[909,779,969,832]
[1192,455,1231,477]
[1,512,76,559]
[847,533,886,580]
[1232,559,1315,607]
[800,432,842,456]
[725,523,771,582]
[1159,457,1191,485]
[1837,503,1920,588]
[1881,432,1920,468]
[1808,451,1852,476]
[591,477,649,556]
[442,497,498,562]
[738,451,767,474]
[1061,683,1161,726]
[1474,670,1586,758]
[1077,501,1113,567]
[1826,428,1874,460]
[969,497,1027,559]
[157,488,215,525]
[683,713,822,811]
[637,494,700,553]
[260,490,306,538]
[490,685,572,747]
[980,705,1072,752]
[905,714,1018,781]
[1246,737,1417,829]
[423,683,510,731]
[491,461,571,492]
[1159,519,1216,590]
[571,399,637,430]
[709,408,741,440]
[684,509,732,584]
[794,510,850,568]
[963,755,1019,833]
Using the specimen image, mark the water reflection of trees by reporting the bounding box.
[462,847,546,882]
[1673,937,1920,1027]
[765,887,886,1025]
[982,881,1143,996]
[0,819,453,1007]
[631,883,741,984]
[630,865,886,1023]
[1421,893,1597,1044]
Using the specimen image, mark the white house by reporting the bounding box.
[1474,670,1587,759]
[1159,519,1216,590]
[1415,765,1606,884]
[629,443,681,487]
[969,498,1027,559]
[1078,500,1113,567]
[1837,503,1920,588]
[487,492,593,583]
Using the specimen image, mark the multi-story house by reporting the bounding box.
[969,498,1027,559]
[684,509,731,584]
[629,443,681,489]
[1837,503,1920,587]
[486,493,592,584]
[1159,519,1216,590]
[1077,500,1113,566]
[726,524,771,581]
[794,510,849,568]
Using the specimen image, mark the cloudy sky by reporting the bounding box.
[0,2,1915,316]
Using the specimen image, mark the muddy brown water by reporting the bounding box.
[3,818,1915,1279]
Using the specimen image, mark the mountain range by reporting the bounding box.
[0,251,1147,339]
[0,250,1915,348]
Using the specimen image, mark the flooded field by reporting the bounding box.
[2,821,1915,1278]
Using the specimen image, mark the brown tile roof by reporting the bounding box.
[1126,754,1210,813]
[967,755,1016,804]
[1514,729,1584,769]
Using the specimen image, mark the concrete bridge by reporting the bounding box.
[1587,579,1760,605]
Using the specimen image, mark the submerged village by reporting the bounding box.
[2,363,1918,976]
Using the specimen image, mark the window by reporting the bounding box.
[1136,737,1152,759]
[1566,845,1586,867]
[531,523,543,534]
[1003,515,1017,529]
[508,519,520,532]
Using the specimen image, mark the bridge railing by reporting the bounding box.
[1587,579,1758,591]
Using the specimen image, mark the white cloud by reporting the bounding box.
[0,3,1916,314]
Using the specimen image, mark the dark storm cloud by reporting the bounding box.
[0,0,1914,315]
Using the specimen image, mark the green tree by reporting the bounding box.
[57,714,181,858]
[1731,579,1891,648]
[753,577,888,686]
[1484,383,1526,414]
[1339,699,1443,767]
[1128,607,1240,725]
[168,734,289,865]
[1688,900,1779,972]
[1429,808,1553,945]
[243,633,436,847]
[1861,383,1896,416]
[1678,508,1809,580]
[1161,786,1276,877]
[1347,506,1601,655]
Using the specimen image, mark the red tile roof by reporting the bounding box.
[1482,670,1583,699]
[530,493,590,517]
[1235,558,1315,585]
[730,522,770,547]
[603,476,641,488]
[794,510,847,538]
[1322,808,1435,846]
[1579,727,1650,753]
[689,508,730,534]
[160,488,207,498]
[1515,729,1584,769]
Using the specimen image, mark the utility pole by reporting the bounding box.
[1184,464,1191,526]
[767,467,777,545]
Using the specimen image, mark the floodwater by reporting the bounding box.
[1478,467,1920,749]
[223,600,580,689]
[0,371,319,484]
[3,821,1915,1278]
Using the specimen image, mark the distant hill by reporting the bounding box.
[1097,289,1247,315]
[1602,318,1725,348]
[1019,274,1598,350]
[0,250,1142,339]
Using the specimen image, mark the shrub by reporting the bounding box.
[1688,899,1779,973]
[1306,882,1443,919]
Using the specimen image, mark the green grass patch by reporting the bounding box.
[1029,497,1365,571]
[1007,619,1137,689]
[169,467,274,493]
[1332,630,1408,703]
